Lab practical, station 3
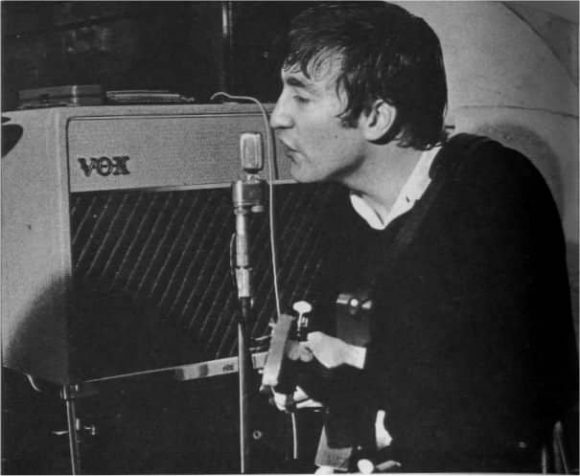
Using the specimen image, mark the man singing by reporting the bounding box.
[269,2,578,473]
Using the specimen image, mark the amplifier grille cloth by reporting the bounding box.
[69,183,340,379]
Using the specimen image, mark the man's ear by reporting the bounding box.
[361,100,396,142]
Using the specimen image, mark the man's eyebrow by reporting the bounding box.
[284,74,316,93]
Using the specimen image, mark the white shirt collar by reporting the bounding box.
[350,146,442,230]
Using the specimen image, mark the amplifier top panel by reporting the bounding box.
[3,103,289,193]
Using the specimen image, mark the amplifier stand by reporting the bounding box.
[62,385,82,475]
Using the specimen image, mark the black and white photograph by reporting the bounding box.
[1,1,578,474]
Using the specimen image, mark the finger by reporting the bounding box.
[306,331,324,344]
[303,338,320,355]
[314,465,335,474]
[296,399,324,409]
[294,386,308,401]
[299,347,314,362]
[285,340,302,360]
[289,341,313,360]
[273,392,290,412]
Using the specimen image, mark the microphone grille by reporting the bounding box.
[240,132,263,173]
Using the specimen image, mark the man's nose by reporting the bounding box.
[270,96,293,130]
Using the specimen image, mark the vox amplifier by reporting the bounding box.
[2,103,341,384]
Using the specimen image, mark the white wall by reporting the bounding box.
[397,1,578,244]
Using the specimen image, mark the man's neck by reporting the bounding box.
[342,143,423,223]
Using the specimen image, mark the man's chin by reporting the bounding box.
[290,164,319,183]
[291,172,318,184]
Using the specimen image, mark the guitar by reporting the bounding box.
[260,292,373,395]
[261,301,311,394]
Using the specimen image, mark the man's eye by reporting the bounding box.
[294,95,310,104]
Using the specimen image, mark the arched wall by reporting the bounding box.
[398,1,578,245]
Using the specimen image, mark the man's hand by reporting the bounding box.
[304,331,367,369]
[271,386,323,412]
[285,339,314,362]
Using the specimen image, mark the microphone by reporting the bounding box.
[232,132,266,473]
[239,131,264,175]
[232,132,265,300]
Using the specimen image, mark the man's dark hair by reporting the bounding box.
[282,2,448,150]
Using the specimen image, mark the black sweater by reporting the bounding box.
[302,135,578,471]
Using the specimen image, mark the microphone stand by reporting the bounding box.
[232,175,264,474]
